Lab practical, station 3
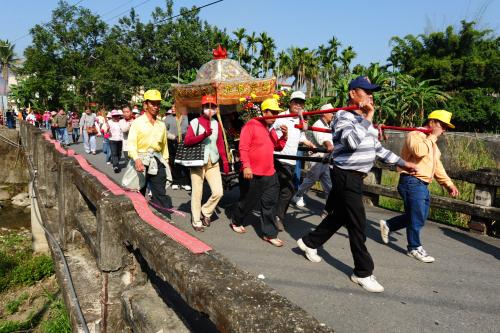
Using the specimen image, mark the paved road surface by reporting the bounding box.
[68,138,500,333]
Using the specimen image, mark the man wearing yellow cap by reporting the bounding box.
[230,98,288,247]
[380,110,459,263]
[127,89,171,209]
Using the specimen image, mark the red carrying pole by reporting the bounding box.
[294,123,432,134]
[375,124,432,134]
[255,104,432,134]
[255,105,359,120]
[295,124,330,133]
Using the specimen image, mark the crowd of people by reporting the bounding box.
[18,76,459,293]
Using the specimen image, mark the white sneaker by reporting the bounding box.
[350,274,384,293]
[293,195,305,208]
[297,238,322,263]
[181,185,191,191]
[379,219,389,244]
[106,162,111,165]
[171,185,180,190]
[408,246,435,263]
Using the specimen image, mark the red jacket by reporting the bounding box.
[184,116,229,173]
[239,119,287,176]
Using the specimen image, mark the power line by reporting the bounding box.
[100,0,136,18]
[11,0,86,44]
[156,0,223,23]
[105,0,153,23]
[13,0,225,102]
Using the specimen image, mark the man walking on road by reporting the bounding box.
[297,76,418,293]
[80,109,99,154]
[230,98,288,247]
[128,89,171,210]
[380,110,459,263]
[53,108,69,147]
[272,91,316,231]
[121,106,134,161]
[292,103,334,211]
[165,105,191,191]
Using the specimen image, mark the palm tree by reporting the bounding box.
[258,32,276,77]
[327,36,341,61]
[287,46,310,90]
[0,40,19,117]
[276,50,291,87]
[252,56,263,77]
[303,50,319,97]
[384,74,449,126]
[246,32,258,72]
[213,30,231,51]
[232,28,247,64]
[340,46,357,75]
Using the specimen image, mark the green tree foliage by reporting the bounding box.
[388,21,499,91]
[19,0,222,110]
[0,39,19,114]
[20,1,107,110]
[388,21,499,131]
[16,2,496,132]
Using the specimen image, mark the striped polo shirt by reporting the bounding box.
[331,110,405,173]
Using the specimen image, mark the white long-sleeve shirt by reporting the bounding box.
[120,119,132,151]
[311,118,333,157]
[272,110,307,166]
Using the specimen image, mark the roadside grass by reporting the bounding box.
[0,231,71,333]
[5,293,28,315]
[0,232,54,292]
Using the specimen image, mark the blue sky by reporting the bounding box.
[2,0,499,67]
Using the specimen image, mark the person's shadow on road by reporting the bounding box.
[284,210,353,277]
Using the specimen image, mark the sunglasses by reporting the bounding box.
[265,109,280,115]
[203,103,217,109]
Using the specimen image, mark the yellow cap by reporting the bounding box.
[427,110,455,129]
[261,98,282,112]
[143,89,162,101]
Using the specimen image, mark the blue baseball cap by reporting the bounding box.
[348,76,381,92]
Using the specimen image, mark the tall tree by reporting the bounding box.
[0,40,19,115]
[233,28,247,64]
[258,32,276,77]
[246,32,258,72]
[340,46,357,75]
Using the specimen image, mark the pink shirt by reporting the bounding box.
[108,120,124,141]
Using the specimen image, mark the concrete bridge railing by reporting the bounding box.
[19,121,334,332]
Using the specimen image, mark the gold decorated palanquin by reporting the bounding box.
[171,45,276,110]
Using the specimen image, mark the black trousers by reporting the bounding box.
[168,140,190,186]
[140,158,172,209]
[274,160,296,220]
[109,140,123,169]
[233,173,280,238]
[303,166,374,278]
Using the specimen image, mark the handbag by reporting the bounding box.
[174,120,205,167]
[86,126,98,135]
[83,114,98,135]
[121,159,146,191]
